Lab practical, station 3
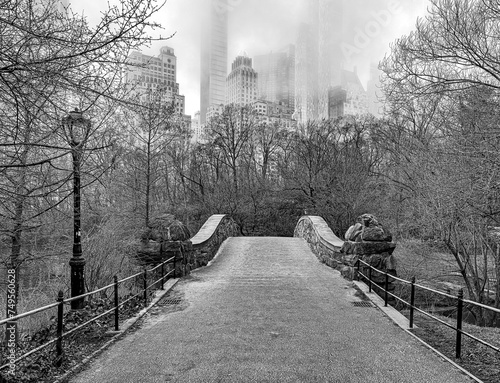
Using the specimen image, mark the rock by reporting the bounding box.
[343,253,359,267]
[361,226,392,242]
[345,223,363,241]
[358,213,379,227]
[353,242,396,255]
[384,253,397,270]
[340,241,355,254]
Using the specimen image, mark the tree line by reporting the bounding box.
[1,0,499,327]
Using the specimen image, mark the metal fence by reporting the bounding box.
[0,255,176,371]
[356,259,500,359]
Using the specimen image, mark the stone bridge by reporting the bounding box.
[70,214,473,383]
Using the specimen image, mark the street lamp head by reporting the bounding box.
[62,108,91,146]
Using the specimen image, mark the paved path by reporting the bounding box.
[71,237,473,383]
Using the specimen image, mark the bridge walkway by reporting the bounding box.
[71,237,473,383]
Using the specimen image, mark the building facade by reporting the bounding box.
[328,69,368,118]
[200,0,228,124]
[125,46,187,115]
[226,55,258,107]
[253,100,297,130]
[253,45,295,109]
[295,0,354,123]
[366,63,383,117]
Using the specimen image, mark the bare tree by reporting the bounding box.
[0,0,170,347]
[380,0,500,319]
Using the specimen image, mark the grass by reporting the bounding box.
[390,239,500,382]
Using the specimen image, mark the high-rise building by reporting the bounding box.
[328,69,368,118]
[200,0,228,124]
[226,55,258,106]
[253,45,295,109]
[253,100,297,130]
[294,23,318,123]
[125,46,186,115]
[318,0,344,119]
[295,0,367,122]
[366,63,383,117]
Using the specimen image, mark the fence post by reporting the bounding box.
[368,267,372,293]
[384,272,389,307]
[173,254,177,279]
[410,277,416,329]
[114,275,119,331]
[143,268,148,307]
[55,290,64,367]
[160,262,165,290]
[456,289,464,359]
[356,259,360,281]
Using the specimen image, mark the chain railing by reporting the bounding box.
[356,259,500,359]
[0,255,176,372]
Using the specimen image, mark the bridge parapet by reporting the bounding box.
[294,215,346,272]
[188,214,240,270]
[294,214,397,287]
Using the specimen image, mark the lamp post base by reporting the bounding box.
[69,256,86,310]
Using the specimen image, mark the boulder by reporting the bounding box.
[361,226,392,242]
[353,241,396,255]
[358,213,379,227]
[345,223,363,241]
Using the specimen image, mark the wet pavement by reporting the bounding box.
[70,237,474,383]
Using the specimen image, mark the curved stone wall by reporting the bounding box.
[294,215,346,272]
[294,215,397,286]
[188,214,240,270]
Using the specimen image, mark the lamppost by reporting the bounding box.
[62,108,91,310]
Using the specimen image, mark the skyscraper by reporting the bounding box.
[294,22,319,123]
[226,55,258,106]
[366,63,383,117]
[318,0,344,119]
[253,45,295,109]
[295,0,367,122]
[200,0,228,124]
[125,46,186,115]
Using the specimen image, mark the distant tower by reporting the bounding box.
[318,0,344,119]
[295,0,345,123]
[253,45,295,109]
[295,22,319,124]
[366,63,383,117]
[200,0,228,124]
[125,46,186,115]
[226,55,258,106]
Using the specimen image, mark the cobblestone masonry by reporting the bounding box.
[294,214,397,290]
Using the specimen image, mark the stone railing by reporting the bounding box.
[186,214,240,272]
[294,214,397,289]
[294,215,348,275]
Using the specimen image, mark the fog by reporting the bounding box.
[77,0,430,116]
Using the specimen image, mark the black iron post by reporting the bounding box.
[69,144,85,309]
[63,109,90,310]
[368,267,372,293]
[56,290,64,366]
[114,275,119,331]
[410,276,416,329]
[143,268,148,307]
[173,254,177,279]
[456,289,464,358]
[160,262,165,290]
[384,273,389,307]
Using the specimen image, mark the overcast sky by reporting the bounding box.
[76,0,430,117]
